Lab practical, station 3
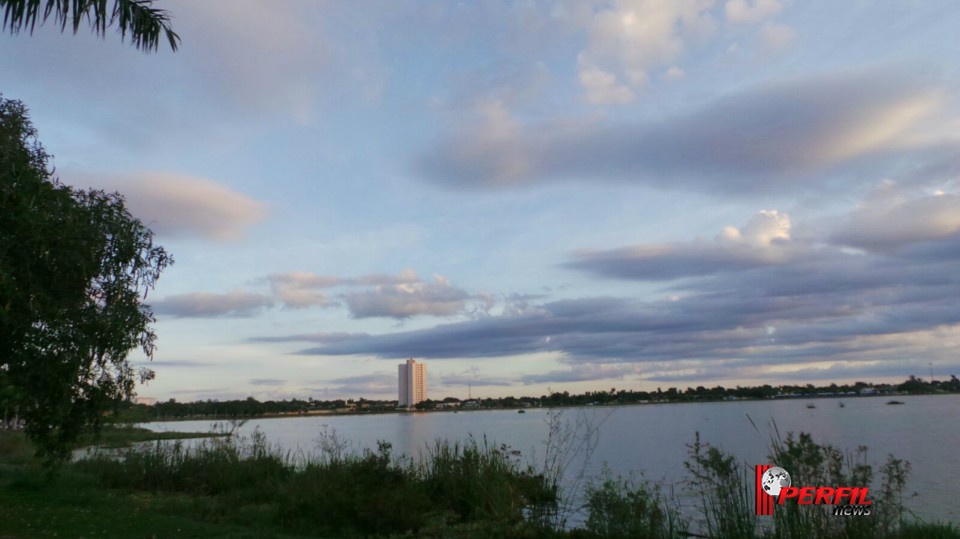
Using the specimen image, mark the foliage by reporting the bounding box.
[767,431,913,539]
[0,0,179,51]
[534,409,606,532]
[112,375,960,422]
[679,430,921,539]
[582,465,686,539]
[0,96,170,462]
[76,430,557,538]
[3,427,959,538]
[684,432,758,539]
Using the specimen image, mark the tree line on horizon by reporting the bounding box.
[104,375,960,421]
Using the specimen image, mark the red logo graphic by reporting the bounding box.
[754,464,872,517]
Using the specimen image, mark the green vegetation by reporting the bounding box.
[77,425,228,449]
[118,375,960,422]
[1,425,958,538]
[1,97,171,463]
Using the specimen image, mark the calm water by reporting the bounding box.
[144,394,959,524]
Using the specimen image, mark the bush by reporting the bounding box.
[583,465,686,539]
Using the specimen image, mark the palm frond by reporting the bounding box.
[0,0,179,52]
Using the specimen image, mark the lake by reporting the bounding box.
[142,394,959,524]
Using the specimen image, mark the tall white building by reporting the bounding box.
[398,358,427,408]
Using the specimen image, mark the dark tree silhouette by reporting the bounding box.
[1,96,171,461]
[0,0,178,51]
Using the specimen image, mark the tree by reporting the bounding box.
[0,96,171,461]
[0,0,179,51]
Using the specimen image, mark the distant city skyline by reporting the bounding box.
[3,1,959,401]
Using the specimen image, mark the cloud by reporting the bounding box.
[831,192,960,252]
[578,60,635,105]
[343,274,472,319]
[161,269,465,320]
[568,210,797,280]
[154,291,274,318]
[132,359,215,369]
[250,378,287,386]
[352,269,420,286]
[522,363,643,384]
[418,70,952,193]
[275,198,960,381]
[266,269,455,316]
[85,172,268,242]
[268,272,339,309]
[439,374,514,387]
[577,0,715,104]
[323,373,397,395]
[725,0,783,24]
[251,332,367,344]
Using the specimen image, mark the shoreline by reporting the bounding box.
[130,391,938,425]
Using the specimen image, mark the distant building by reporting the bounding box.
[398,358,427,408]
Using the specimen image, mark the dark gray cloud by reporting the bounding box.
[567,241,796,280]
[831,193,960,252]
[133,359,216,372]
[418,69,953,194]
[272,207,960,379]
[567,209,801,280]
[154,291,274,318]
[251,332,367,344]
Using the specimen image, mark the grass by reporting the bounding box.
[78,424,229,448]
[0,431,306,538]
[0,425,958,539]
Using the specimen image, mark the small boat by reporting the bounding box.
[517,409,526,414]
[839,402,845,408]
[806,403,816,409]
[886,400,905,405]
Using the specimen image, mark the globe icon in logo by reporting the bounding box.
[761,467,791,496]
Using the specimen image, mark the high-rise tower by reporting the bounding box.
[398,358,427,408]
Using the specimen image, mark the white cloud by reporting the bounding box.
[577,0,716,104]
[84,172,269,242]
[267,269,439,312]
[578,57,635,104]
[725,209,791,247]
[268,272,338,309]
[343,274,472,319]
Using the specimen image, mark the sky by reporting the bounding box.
[3,0,960,402]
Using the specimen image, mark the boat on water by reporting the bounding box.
[839,402,845,408]
[517,409,526,414]
[887,400,905,405]
[806,403,816,409]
